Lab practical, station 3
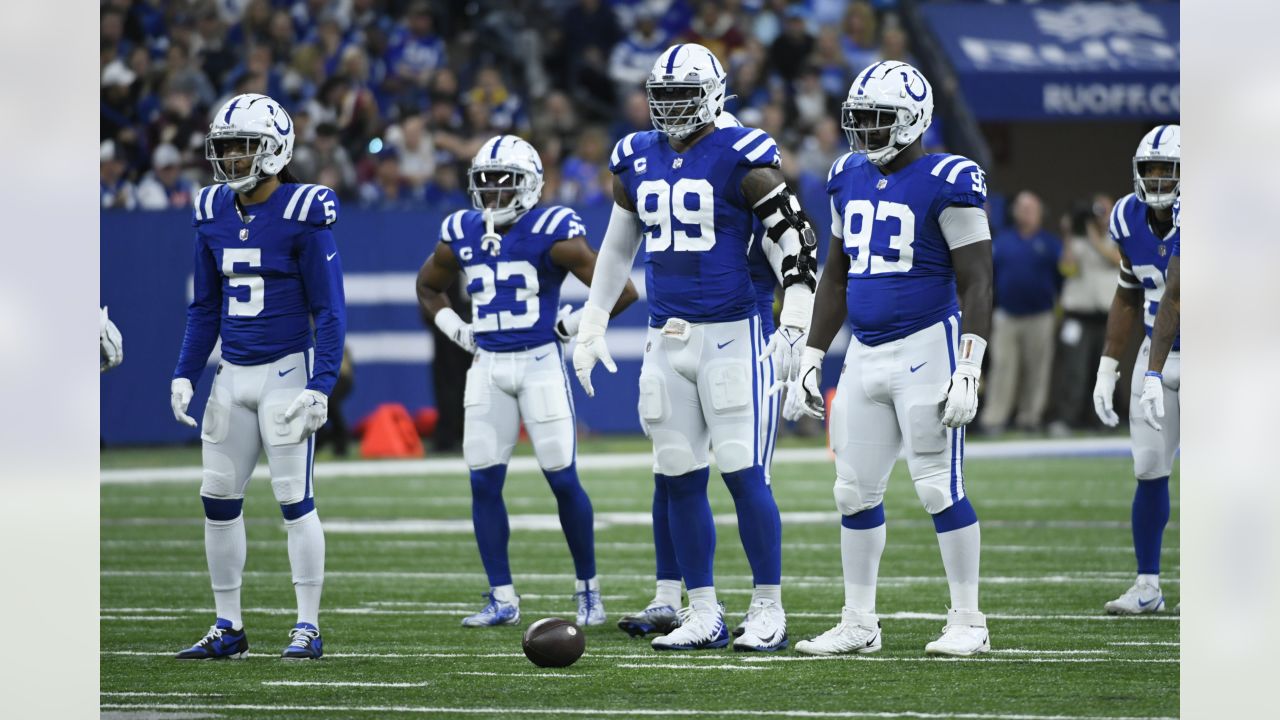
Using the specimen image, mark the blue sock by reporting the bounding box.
[543,464,596,581]
[662,467,716,590]
[722,466,781,585]
[1132,476,1170,575]
[470,465,511,587]
[652,474,681,582]
[931,496,979,533]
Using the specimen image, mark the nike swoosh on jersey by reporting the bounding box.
[278,367,297,377]
[910,362,927,373]
[717,339,735,349]
[326,252,338,261]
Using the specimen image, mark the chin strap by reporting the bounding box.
[480,210,502,256]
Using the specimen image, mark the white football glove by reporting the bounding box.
[170,377,197,427]
[285,389,329,438]
[940,334,986,428]
[554,304,582,344]
[572,305,615,397]
[100,306,123,372]
[1139,371,1165,431]
[781,379,807,422]
[434,307,476,353]
[1092,356,1121,427]
[763,326,807,384]
[795,347,826,420]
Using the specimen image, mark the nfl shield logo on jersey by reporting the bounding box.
[672,158,683,169]
[876,178,888,190]
[239,228,249,241]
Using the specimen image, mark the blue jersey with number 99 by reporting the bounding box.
[827,152,988,346]
[609,126,781,327]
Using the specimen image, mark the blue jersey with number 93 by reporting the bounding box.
[827,152,988,346]
[609,126,781,327]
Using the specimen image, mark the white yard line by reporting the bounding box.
[100,438,1132,485]
[450,671,584,679]
[100,692,219,698]
[262,681,429,688]
[1108,641,1180,647]
[97,702,1176,720]
[615,663,766,670]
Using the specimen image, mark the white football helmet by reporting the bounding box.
[1133,124,1180,210]
[206,93,295,192]
[647,43,727,140]
[468,135,544,225]
[841,61,933,166]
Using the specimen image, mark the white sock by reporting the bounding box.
[286,511,325,628]
[687,585,717,609]
[205,516,246,629]
[575,576,600,593]
[752,584,782,605]
[936,522,981,611]
[841,524,885,613]
[492,584,517,603]
[1137,573,1160,589]
[654,579,682,608]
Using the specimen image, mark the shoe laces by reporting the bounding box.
[288,626,319,649]
[575,589,599,614]
[196,625,227,647]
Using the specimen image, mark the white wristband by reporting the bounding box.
[957,333,987,368]
[578,304,610,340]
[1098,355,1119,375]
[779,285,814,331]
[802,346,825,367]
[435,307,465,336]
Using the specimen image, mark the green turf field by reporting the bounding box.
[101,444,1178,719]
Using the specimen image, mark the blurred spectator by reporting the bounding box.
[681,1,746,65]
[466,67,528,135]
[609,89,653,142]
[359,151,423,209]
[812,27,852,100]
[385,114,437,190]
[557,0,623,118]
[768,7,813,83]
[981,191,1064,434]
[101,140,137,211]
[291,122,358,196]
[1048,195,1122,435]
[136,144,196,211]
[423,163,468,209]
[840,2,879,74]
[609,9,670,94]
[558,126,612,205]
[876,24,915,66]
[386,2,446,88]
[795,117,843,181]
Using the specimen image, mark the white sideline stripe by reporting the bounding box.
[101,692,216,698]
[98,703,1178,719]
[263,680,429,688]
[100,570,1174,583]
[989,649,1109,655]
[451,671,584,679]
[100,437,1132,484]
[1109,641,1180,646]
[616,663,765,671]
[738,656,1176,665]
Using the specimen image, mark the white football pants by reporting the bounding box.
[638,315,776,477]
[463,341,576,471]
[199,349,316,508]
[829,315,966,516]
[1130,337,1181,479]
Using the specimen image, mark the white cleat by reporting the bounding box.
[794,608,881,656]
[650,600,730,651]
[732,599,788,652]
[925,609,990,657]
[1104,580,1166,615]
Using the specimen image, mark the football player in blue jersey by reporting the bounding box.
[170,93,346,660]
[1140,199,1179,432]
[416,135,639,628]
[574,44,821,652]
[792,62,995,657]
[1092,126,1180,615]
[614,111,792,649]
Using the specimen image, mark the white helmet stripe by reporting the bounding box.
[664,44,684,73]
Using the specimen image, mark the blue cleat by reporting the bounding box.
[574,589,607,626]
[175,618,249,660]
[461,592,521,627]
[281,622,323,659]
[617,603,679,637]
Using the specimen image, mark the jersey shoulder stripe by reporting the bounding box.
[827,152,858,183]
[439,209,470,243]
[929,154,980,185]
[192,184,227,224]
[1111,193,1136,240]
[281,183,339,226]
[719,126,779,168]
[609,131,659,173]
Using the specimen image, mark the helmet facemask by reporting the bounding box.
[1133,158,1180,210]
[206,132,279,193]
[842,101,913,167]
[468,163,537,225]
[647,78,715,140]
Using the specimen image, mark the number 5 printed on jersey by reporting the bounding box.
[637,178,717,252]
[842,200,916,275]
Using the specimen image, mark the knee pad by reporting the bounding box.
[833,476,879,516]
[280,496,316,521]
[201,495,244,521]
[200,384,232,444]
[200,448,240,499]
[637,372,669,437]
[533,433,574,473]
[651,429,701,476]
[913,472,955,515]
[713,436,754,473]
[1131,432,1173,479]
[270,471,307,506]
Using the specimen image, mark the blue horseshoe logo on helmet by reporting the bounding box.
[267,104,292,136]
[901,70,927,102]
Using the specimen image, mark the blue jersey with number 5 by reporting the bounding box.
[173,182,347,394]
[609,126,780,327]
[440,205,585,352]
[827,152,988,346]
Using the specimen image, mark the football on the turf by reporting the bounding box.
[522,618,585,668]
